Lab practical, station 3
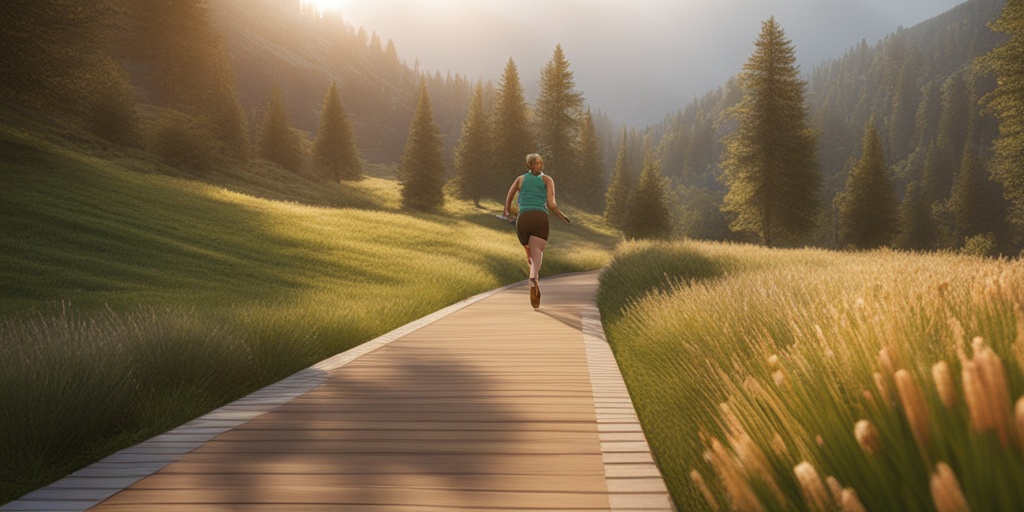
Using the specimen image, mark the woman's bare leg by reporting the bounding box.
[527,235,547,281]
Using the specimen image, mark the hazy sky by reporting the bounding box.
[310,0,968,126]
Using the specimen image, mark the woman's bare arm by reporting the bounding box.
[544,176,571,224]
[504,176,523,217]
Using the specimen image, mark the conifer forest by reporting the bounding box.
[2,0,1022,249]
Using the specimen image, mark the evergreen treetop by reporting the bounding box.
[399,81,446,211]
[259,83,304,173]
[313,82,362,181]
[491,58,534,186]
[453,82,492,206]
[574,109,606,213]
[721,17,820,246]
[838,118,898,249]
[624,135,672,240]
[604,128,634,229]
[536,45,585,198]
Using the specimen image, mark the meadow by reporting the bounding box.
[0,123,616,503]
[597,240,1024,512]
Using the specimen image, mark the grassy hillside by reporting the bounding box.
[0,122,617,503]
[598,240,1024,511]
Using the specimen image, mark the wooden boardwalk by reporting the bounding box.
[3,272,673,511]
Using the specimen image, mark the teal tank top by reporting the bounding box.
[519,172,548,213]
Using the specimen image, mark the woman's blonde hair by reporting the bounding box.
[526,153,542,168]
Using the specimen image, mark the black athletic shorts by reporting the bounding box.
[515,210,549,246]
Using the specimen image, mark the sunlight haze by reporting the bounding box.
[314,1,965,125]
[305,0,352,12]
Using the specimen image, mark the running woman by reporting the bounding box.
[503,153,571,308]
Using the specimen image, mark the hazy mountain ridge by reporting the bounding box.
[208,0,470,164]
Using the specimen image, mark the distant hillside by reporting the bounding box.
[209,0,473,164]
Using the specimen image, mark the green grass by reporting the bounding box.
[0,122,617,504]
[597,239,1024,511]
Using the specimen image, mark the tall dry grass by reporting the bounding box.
[598,239,1024,511]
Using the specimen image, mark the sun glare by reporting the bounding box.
[304,0,350,13]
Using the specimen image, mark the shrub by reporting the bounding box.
[149,111,221,173]
[961,232,997,257]
[86,60,141,147]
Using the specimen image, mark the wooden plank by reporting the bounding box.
[213,428,599,442]
[189,438,602,455]
[232,420,599,432]
[97,487,612,508]
[158,453,607,476]
[126,473,609,493]
[260,401,598,413]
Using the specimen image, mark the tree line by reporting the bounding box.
[1,0,620,217]
[5,0,1024,255]
[0,0,356,179]
[402,45,612,214]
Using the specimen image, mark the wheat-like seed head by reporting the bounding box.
[854,419,879,455]
[973,339,1012,445]
[878,347,895,375]
[826,476,843,506]
[895,369,930,451]
[794,461,834,512]
[690,469,720,512]
[841,488,869,512]
[932,360,955,408]
[709,438,765,512]
[874,372,893,407]
[930,462,970,512]
[1016,397,1024,453]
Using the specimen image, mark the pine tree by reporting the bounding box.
[124,0,216,108]
[0,1,113,110]
[838,119,899,249]
[87,57,141,147]
[624,135,673,240]
[400,81,446,211]
[604,128,634,229]
[258,84,304,173]
[204,58,251,162]
[452,82,492,206]
[894,148,936,251]
[887,58,920,158]
[574,109,606,212]
[920,141,944,206]
[657,123,689,183]
[933,72,970,197]
[490,58,534,187]
[977,0,1024,230]
[125,0,250,160]
[536,45,585,200]
[896,180,936,251]
[0,0,143,146]
[913,80,941,150]
[686,111,716,188]
[721,17,820,246]
[313,82,363,181]
[949,146,987,245]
